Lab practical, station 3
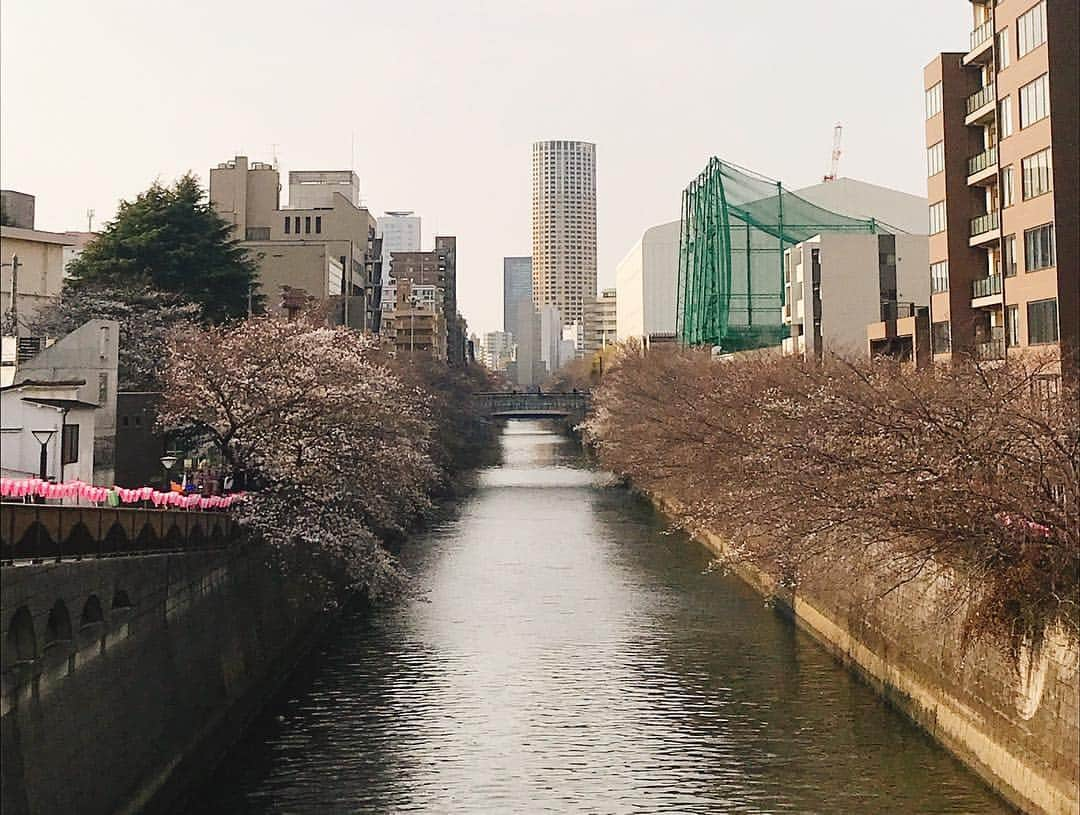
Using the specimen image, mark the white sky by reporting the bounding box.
[1,0,970,336]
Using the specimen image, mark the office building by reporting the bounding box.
[924,1,1077,381]
[480,330,514,370]
[209,156,382,332]
[583,288,618,353]
[503,256,533,342]
[531,140,597,326]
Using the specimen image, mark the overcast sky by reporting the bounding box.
[1,0,969,335]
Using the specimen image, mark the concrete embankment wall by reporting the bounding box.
[1,545,325,815]
[649,492,1080,815]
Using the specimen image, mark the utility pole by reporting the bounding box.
[2,254,20,336]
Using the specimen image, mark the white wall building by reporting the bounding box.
[288,170,360,209]
[615,219,680,344]
[1,380,98,483]
[14,319,120,485]
[377,211,421,309]
[531,140,597,325]
[480,330,514,370]
[793,177,928,236]
[539,305,563,373]
[782,233,930,359]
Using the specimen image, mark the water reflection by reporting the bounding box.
[193,420,1006,814]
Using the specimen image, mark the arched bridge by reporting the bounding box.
[473,391,592,420]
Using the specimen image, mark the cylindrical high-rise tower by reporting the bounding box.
[531,140,597,327]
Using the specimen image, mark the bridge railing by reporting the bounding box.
[473,391,592,415]
[0,503,240,564]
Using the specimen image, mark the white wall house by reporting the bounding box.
[15,319,119,485]
[615,219,680,344]
[1,380,97,483]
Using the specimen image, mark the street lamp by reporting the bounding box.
[31,429,56,482]
[160,453,178,491]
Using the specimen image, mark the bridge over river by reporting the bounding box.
[473,390,591,421]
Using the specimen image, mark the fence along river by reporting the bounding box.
[191,420,1007,814]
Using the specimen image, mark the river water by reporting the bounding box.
[193,421,1007,814]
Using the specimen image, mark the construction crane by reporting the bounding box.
[823,123,843,182]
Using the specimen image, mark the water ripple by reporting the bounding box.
[194,421,1008,814]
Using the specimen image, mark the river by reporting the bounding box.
[191,421,1007,814]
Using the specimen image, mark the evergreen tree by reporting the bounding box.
[67,174,260,321]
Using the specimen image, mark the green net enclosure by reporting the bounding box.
[676,158,883,350]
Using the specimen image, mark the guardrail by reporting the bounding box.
[966,84,995,115]
[968,146,997,176]
[0,503,239,564]
[972,275,1003,298]
[970,19,993,51]
[970,211,1000,237]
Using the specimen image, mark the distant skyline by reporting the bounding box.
[0,0,970,335]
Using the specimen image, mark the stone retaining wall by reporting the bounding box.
[649,491,1079,815]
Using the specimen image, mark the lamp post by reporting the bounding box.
[160,453,178,492]
[30,429,56,482]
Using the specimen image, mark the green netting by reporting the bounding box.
[676,158,883,350]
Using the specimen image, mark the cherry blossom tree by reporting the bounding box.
[587,345,1079,654]
[159,315,442,600]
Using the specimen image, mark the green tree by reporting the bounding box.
[66,174,260,321]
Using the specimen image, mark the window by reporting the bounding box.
[315,216,322,234]
[928,201,946,234]
[996,27,1011,70]
[1024,223,1055,271]
[927,142,944,177]
[1017,1,1047,57]
[293,216,300,234]
[1002,165,1015,207]
[284,217,291,234]
[1003,235,1017,277]
[1021,148,1052,199]
[1006,304,1020,346]
[998,97,1013,139]
[1027,298,1058,345]
[932,321,952,354]
[925,82,942,119]
[1019,74,1049,128]
[61,424,80,465]
[304,216,311,234]
[931,261,949,293]
[98,372,108,405]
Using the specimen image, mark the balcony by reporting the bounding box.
[965,84,995,125]
[975,328,1006,361]
[970,211,1000,245]
[971,274,1002,304]
[967,146,998,185]
[964,19,994,64]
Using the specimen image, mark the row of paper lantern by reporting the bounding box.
[0,478,244,510]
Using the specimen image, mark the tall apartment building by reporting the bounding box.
[531,140,597,326]
[381,278,445,358]
[209,156,383,331]
[582,288,618,353]
[925,1,1077,381]
[503,256,532,344]
[387,236,464,364]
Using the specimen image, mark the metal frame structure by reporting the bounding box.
[676,158,883,350]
